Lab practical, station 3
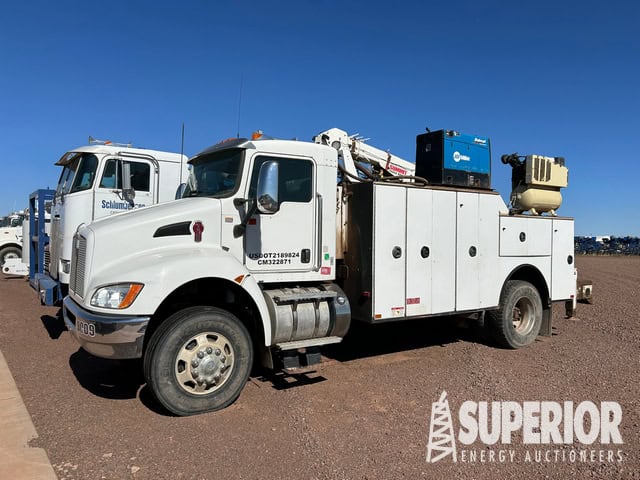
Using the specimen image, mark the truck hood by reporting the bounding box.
[87,197,219,239]
[83,198,223,276]
[0,226,21,241]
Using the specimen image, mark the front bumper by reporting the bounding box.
[31,273,64,306]
[63,296,150,359]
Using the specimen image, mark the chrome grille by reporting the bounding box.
[69,234,87,298]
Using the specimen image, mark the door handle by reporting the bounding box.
[314,193,323,271]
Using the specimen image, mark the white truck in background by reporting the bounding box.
[0,212,26,267]
[63,127,576,416]
[31,139,189,305]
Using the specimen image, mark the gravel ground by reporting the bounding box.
[0,255,638,479]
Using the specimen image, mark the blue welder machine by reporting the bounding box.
[415,129,491,189]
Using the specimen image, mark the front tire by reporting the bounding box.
[486,280,543,349]
[144,306,253,416]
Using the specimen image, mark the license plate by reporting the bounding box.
[76,318,96,337]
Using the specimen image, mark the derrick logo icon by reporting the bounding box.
[426,391,457,463]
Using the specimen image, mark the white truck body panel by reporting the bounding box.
[405,188,434,317]
[372,185,407,318]
[477,193,502,308]
[456,191,481,310]
[344,182,572,323]
[551,218,576,300]
[499,216,552,256]
[429,190,458,313]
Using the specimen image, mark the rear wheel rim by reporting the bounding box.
[511,297,535,335]
[174,332,235,395]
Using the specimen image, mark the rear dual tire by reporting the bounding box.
[486,280,543,349]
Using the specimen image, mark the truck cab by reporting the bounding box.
[38,142,189,304]
[183,137,338,283]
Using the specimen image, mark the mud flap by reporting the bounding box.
[539,307,552,336]
[565,299,576,318]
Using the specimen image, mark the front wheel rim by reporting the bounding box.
[2,252,19,262]
[174,332,235,395]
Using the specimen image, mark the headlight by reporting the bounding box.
[90,283,144,309]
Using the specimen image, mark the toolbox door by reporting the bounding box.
[431,190,457,313]
[372,185,407,319]
[405,189,457,316]
[405,188,432,316]
[551,219,576,300]
[456,192,480,310]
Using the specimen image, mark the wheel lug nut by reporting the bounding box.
[192,359,199,367]
[214,373,221,381]
[215,349,221,356]
[198,351,205,358]
[206,347,213,354]
[192,369,198,375]
[220,355,226,363]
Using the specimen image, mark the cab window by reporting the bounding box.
[99,160,150,191]
[249,156,313,204]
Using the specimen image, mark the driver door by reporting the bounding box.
[244,155,316,274]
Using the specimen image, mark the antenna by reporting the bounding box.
[179,123,185,185]
[236,74,244,138]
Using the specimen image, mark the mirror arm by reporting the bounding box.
[233,198,257,238]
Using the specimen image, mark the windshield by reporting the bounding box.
[184,150,244,198]
[55,153,99,196]
[10,216,24,227]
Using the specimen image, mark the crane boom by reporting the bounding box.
[313,128,415,180]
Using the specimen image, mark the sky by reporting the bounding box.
[0,0,638,235]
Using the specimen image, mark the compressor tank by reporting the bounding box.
[512,186,563,215]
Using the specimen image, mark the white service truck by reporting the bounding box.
[63,128,576,416]
[32,139,189,304]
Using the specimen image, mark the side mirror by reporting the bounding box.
[122,162,135,205]
[122,188,136,205]
[175,183,187,199]
[256,161,279,214]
